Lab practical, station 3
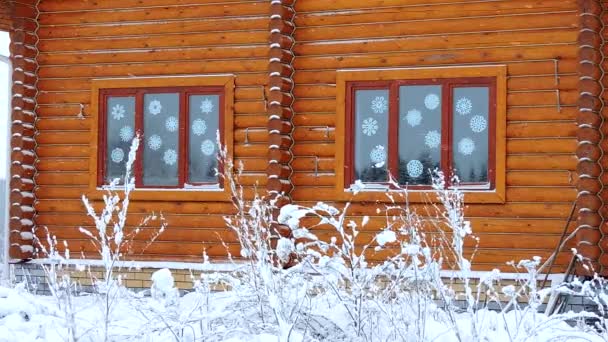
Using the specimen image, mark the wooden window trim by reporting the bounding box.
[90,75,235,202]
[336,66,507,204]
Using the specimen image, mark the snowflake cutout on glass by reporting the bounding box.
[200,98,214,114]
[201,139,215,156]
[371,96,388,114]
[165,116,178,132]
[424,93,440,110]
[458,137,476,156]
[405,109,422,127]
[192,119,207,136]
[148,99,162,115]
[163,149,178,166]
[147,134,162,151]
[424,130,441,149]
[119,125,134,142]
[361,117,379,136]
[470,115,487,133]
[369,145,387,167]
[455,97,473,115]
[111,104,125,121]
[111,148,124,164]
[406,159,424,178]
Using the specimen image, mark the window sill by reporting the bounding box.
[339,188,505,204]
[85,186,232,202]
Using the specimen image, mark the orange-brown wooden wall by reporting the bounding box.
[34,0,271,261]
[289,0,580,271]
[33,0,580,271]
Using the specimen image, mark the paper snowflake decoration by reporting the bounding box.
[405,109,422,127]
[371,96,388,114]
[470,115,487,133]
[200,98,214,114]
[361,117,379,136]
[163,149,177,166]
[119,125,134,142]
[424,93,440,110]
[455,97,472,115]
[201,139,215,156]
[458,137,475,156]
[192,119,207,136]
[148,99,162,115]
[369,145,387,165]
[111,148,124,163]
[406,159,424,178]
[148,134,162,151]
[111,104,125,121]
[165,116,178,132]
[424,130,441,149]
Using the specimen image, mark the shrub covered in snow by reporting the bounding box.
[2,145,608,341]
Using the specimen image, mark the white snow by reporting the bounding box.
[376,229,396,246]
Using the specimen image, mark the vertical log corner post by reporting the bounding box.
[267,0,296,212]
[577,0,604,273]
[7,0,39,260]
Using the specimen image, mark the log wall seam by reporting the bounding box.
[267,0,296,206]
[8,0,39,260]
[576,0,604,273]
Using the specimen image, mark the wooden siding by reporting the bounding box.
[34,0,270,261]
[290,0,580,271]
[33,0,584,272]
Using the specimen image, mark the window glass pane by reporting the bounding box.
[189,95,220,184]
[106,96,135,183]
[143,93,180,186]
[398,85,442,185]
[353,89,389,183]
[452,87,490,184]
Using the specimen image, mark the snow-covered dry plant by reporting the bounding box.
[33,227,79,342]
[219,144,311,341]
[78,136,167,341]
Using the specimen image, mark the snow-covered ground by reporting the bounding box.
[0,266,606,342]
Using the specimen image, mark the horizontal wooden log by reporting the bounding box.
[39,59,267,78]
[292,47,577,71]
[39,2,269,25]
[39,31,267,52]
[38,16,268,39]
[294,29,577,57]
[303,17,574,43]
[295,0,576,19]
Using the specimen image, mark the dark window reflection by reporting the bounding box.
[353,89,389,183]
[189,95,220,184]
[106,96,135,183]
[398,85,442,186]
[452,87,489,184]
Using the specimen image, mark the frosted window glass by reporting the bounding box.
[106,96,135,183]
[189,95,220,184]
[143,93,180,186]
[353,89,389,183]
[398,85,442,185]
[452,87,489,184]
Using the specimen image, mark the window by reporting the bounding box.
[335,66,506,203]
[347,78,495,189]
[99,87,223,188]
[90,75,235,201]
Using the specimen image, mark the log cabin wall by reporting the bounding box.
[5,0,39,260]
[13,0,603,274]
[577,0,605,274]
[290,0,582,272]
[32,0,270,261]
